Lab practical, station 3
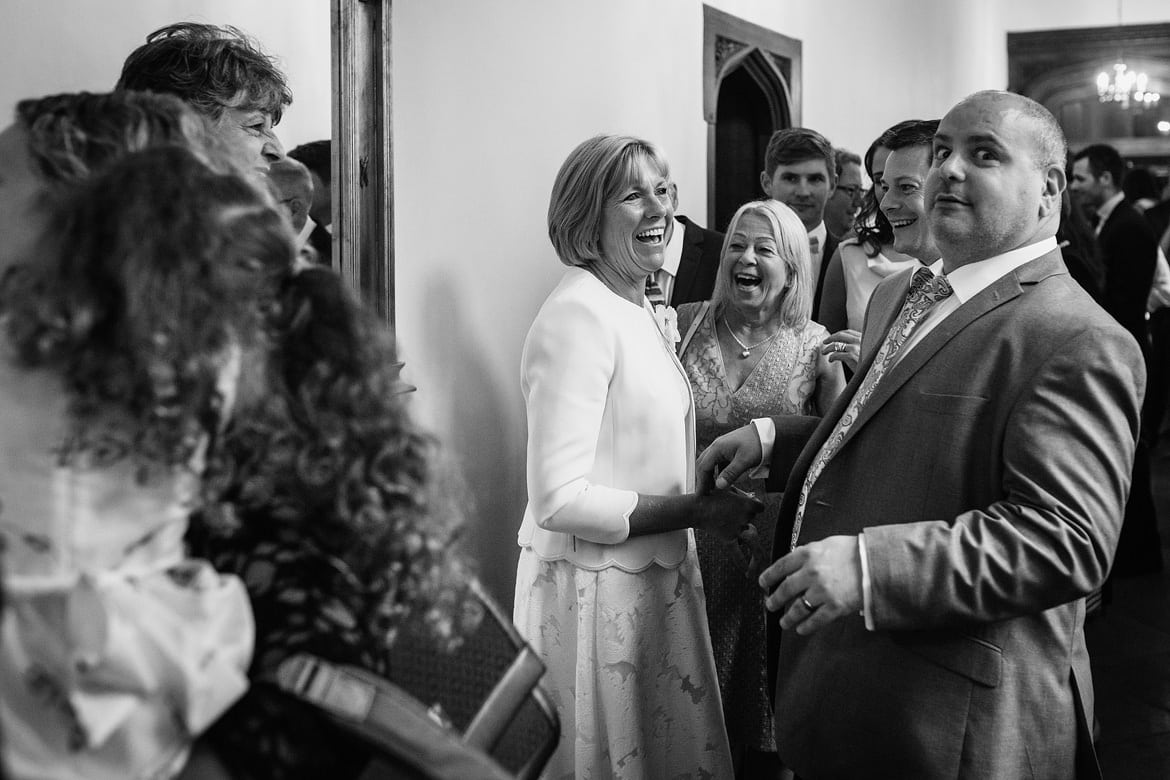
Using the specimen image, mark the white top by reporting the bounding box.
[518,266,695,571]
[838,238,922,331]
[0,345,253,779]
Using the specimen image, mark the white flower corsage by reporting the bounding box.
[652,304,681,348]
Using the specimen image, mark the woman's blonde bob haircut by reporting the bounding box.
[547,134,672,267]
[711,199,813,328]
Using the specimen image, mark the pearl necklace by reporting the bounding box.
[722,317,780,358]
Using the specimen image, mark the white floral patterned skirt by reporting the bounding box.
[513,539,733,779]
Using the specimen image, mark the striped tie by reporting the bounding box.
[645,273,666,307]
[790,267,953,548]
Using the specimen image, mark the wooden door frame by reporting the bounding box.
[703,5,801,228]
[332,0,395,324]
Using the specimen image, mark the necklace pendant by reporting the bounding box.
[740,349,751,358]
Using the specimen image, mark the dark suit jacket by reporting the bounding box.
[1098,199,1157,355]
[765,249,1144,779]
[811,230,839,323]
[668,215,723,306]
[307,222,332,265]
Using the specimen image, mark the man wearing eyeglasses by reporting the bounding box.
[824,148,864,239]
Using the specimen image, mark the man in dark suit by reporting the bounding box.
[698,91,1144,778]
[759,128,840,319]
[289,140,333,264]
[659,212,723,306]
[1070,144,1158,353]
[1069,143,1163,576]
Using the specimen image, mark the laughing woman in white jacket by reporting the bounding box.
[514,134,762,779]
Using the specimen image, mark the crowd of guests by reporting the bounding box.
[0,16,1166,780]
[518,93,1159,779]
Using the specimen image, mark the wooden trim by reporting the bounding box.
[703,5,801,227]
[332,0,395,324]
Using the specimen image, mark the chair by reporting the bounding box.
[272,579,559,780]
[385,579,560,779]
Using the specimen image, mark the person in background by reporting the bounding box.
[288,140,333,263]
[117,22,292,175]
[267,156,318,266]
[645,182,725,308]
[823,148,863,239]
[514,133,762,778]
[817,122,935,368]
[1071,143,1163,577]
[1056,153,1105,302]
[675,198,843,777]
[759,128,840,318]
[1123,166,1161,214]
[0,132,288,777]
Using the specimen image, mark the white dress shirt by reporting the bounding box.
[653,216,687,305]
[808,221,828,291]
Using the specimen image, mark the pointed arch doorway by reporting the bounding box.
[704,6,801,232]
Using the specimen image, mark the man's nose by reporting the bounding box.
[938,152,963,180]
[262,132,286,163]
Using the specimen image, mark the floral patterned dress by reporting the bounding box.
[676,302,827,753]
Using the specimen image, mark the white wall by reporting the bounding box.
[1,0,330,148]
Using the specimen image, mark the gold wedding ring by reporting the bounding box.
[800,596,817,612]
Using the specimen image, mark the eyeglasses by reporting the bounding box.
[835,185,864,203]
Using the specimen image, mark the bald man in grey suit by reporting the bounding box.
[699,91,1143,779]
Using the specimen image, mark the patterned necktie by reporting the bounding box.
[790,266,953,548]
[645,273,666,307]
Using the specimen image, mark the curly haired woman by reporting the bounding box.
[0,135,287,777]
[189,267,480,779]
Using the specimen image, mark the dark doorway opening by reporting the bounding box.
[715,64,775,232]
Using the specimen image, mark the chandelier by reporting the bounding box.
[1098,63,1161,109]
[1097,0,1161,109]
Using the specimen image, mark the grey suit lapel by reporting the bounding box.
[836,250,1064,451]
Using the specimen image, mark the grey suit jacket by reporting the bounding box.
[766,248,1144,779]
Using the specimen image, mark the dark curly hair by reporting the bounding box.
[117,22,292,124]
[17,91,221,189]
[198,267,477,650]
[0,145,291,476]
[853,135,895,257]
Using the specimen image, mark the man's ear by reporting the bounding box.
[1100,170,1116,192]
[759,170,772,196]
[1039,164,1066,219]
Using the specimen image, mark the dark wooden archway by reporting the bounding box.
[703,6,801,230]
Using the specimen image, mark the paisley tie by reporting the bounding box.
[790,267,953,548]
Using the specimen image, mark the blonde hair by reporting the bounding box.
[712,199,813,328]
[547,134,671,267]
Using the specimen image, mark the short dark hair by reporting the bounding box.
[1122,166,1159,202]
[288,140,331,182]
[880,119,940,159]
[763,127,836,183]
[117,22,292,124]
[1074,144,1125,188]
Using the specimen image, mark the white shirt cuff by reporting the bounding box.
[858,532,875,631]
[749,417,775,480]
